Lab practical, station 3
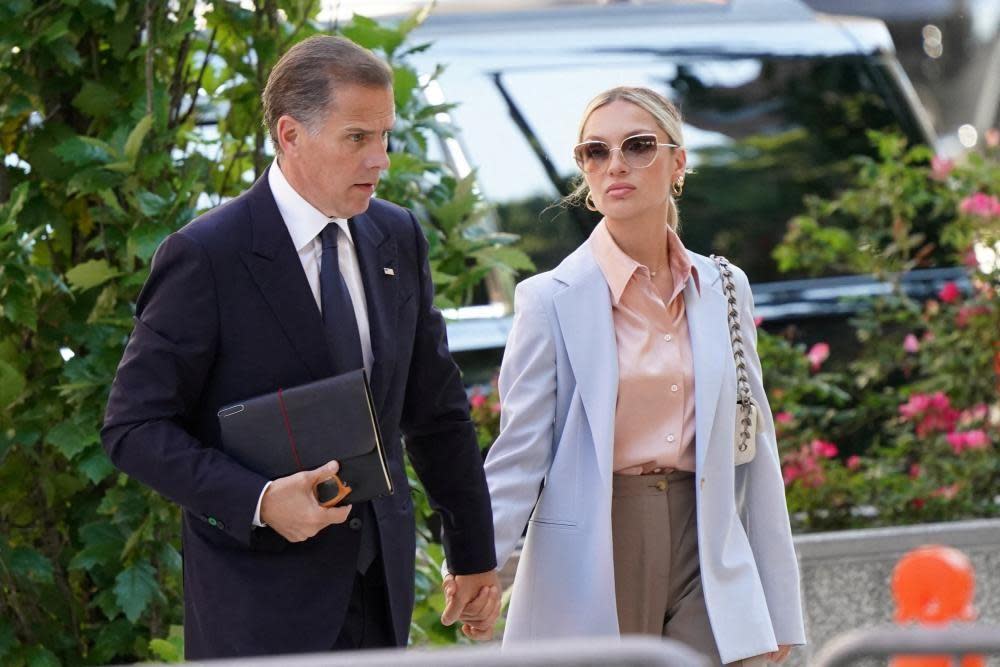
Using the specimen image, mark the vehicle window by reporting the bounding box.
[431,53,924,282]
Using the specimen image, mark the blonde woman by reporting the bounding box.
[451,86,806,665]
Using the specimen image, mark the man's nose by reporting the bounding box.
[368,144,390,171]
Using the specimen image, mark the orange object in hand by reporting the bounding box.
[890,545,983,667]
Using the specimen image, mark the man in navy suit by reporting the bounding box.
[102,35,499,659]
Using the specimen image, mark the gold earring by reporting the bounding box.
[672,176,685,198]
[585,192,598,212]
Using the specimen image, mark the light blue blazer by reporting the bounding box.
[485,241,807,663]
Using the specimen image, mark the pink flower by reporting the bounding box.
[775,411,794,424]
[958,192,1000,219]
[810,439,839,459]
[754,315,764,328]
[931,483,960,500]
[911,497,926,510]
[469,393,487,409]
[781,445,827,487]
[959,404,989,425]
[946,430,988,454]
[903,333,920,354]
[956,305,988,328]
[807,342,830,372]
[938,282,961,303]
[846,455,862,470]
[909,463,922,479]
[929,155,954,181]
[899,392,961,436]
[965,430,989,448]
[987,128,1000,148]
[962,246,980,269]
[782,463,802,486]
[490,401,501,414]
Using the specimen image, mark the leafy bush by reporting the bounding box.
[0,2,528,663]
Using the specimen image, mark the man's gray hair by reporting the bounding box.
[262,35,393,154]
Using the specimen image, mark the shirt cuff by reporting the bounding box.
[252,481,272,527]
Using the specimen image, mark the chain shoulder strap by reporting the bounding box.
[710,254,755,451]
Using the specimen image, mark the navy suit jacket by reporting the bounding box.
[101,171,496,658]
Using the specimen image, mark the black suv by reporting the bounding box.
[408,0,962,378]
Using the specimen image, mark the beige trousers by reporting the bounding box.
[611,471,767,667]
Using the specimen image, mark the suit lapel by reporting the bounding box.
[685,255,728,472]
[552,246,618,486]
[349,213,397,414]
[241,170,333,381]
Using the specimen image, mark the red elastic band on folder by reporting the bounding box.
[276,388,304,471]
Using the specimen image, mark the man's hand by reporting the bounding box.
[440,570,501,640]
[260,460,352,542]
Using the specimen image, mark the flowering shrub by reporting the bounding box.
[764,131,1000,531]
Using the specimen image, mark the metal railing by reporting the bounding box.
[813,625,1000,667]
[176,636,711,667]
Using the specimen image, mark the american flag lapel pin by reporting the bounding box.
[383,267,396,276]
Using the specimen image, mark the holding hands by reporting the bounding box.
[440,570,502,640]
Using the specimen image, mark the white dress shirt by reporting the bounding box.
[252,161,374,527]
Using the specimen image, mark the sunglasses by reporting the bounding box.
[573,134,679,173]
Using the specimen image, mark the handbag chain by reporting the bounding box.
[710,254,755,455]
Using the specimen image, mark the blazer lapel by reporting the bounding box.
[685,254,728,472]
[349,213,397,414]
[241,170,333,381]
[552,245,618,486]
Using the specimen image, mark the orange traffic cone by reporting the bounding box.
[890,545,984,667]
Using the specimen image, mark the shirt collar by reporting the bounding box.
[590,219,700,305]
[268,160,352,252]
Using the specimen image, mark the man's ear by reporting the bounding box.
[276,115,302,156]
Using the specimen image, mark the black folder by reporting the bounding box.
[216,369,393,505]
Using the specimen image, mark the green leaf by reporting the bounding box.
[9,547,54,584]
[65,259,117,291]
[393,65,419,109]
[149,625,184,663]
[72,80,120,118]
[53,136,114,166]
[135,191,169,217]
[342,14,405,56]
[127,223,170,263]
[2,284,38,331]
[49,37,83,72]
[0,182,30,227]
[90,619,135,664]
[78,445,115,484]
[24,645,60,667]
[114,561,158,623]
[124,114,153,163]
[0,360,26,409]
[0,618,17,659]
[46,420,96,460]
[149,638,182,663]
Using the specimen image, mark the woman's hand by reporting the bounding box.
[766,645,792,663]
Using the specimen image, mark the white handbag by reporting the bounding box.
[711,255,760,466]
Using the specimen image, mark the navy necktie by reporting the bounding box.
[319,223,364,374]
[319,222,377,574]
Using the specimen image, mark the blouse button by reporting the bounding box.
[670,384,679,392]
[663,334,673,342]
[666,434,676,443]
